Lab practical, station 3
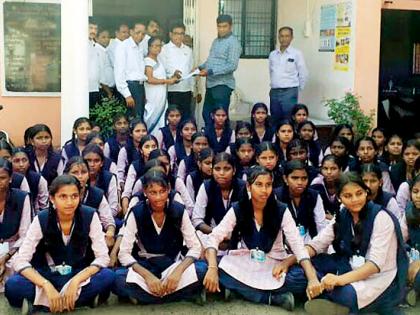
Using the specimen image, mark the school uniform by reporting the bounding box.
[121,159,145,201]
[390,161,411,195]
[104,134,124,164]
[310,175,341,217]
[373,190,402,219]
[61,140,81,166]
[0,189,31,292]
[204,125,235,154]
[24,170,49,213]
[274,186,327,242]
[10,173,30,194]
[191,177,247,230]
[306,140,323,167]
[251,126,275,145]
[349,159,395,194]
[27,149,62,185]
[156,126,176,151]
[307,202,408,313]
[5,206,115,309]
[205,199,312,304]
[116,139,141,186]
[83,186,116,231]
[176,154,198,183]
[112,199,207,304]
[93,170,119,218]
[400,202,420,293]
[103,157,118,177]
[186,170,208,202]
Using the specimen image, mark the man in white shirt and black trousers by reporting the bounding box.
[88,19,101,107]
[114,22,147,119]
[269,26,308,122]
[160,22,194,119]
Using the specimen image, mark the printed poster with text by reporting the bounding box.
[334,2,352,71]
[319,4,336,52]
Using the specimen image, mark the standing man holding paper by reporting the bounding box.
[199,15,242,126]
[160,23,194,119]
[269,26,308,122]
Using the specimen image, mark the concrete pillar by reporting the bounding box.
[60,0,89,145]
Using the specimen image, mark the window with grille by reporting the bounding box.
[414,43,420,75]
[219,0,277,58]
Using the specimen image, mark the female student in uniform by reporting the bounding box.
[273,120,295,163]
[301,172,408,315]
[11,148,49,213]
[328,136,354,172]
[234,138,255,181]
[26,124,62,185]
[112,170,207,304]
[104,113,129,164]
[250,103,274,145]
[116,118,148,188]
[390,139,420,194]
[0,140,30,194]
[361,163,402,219]
[86,132,118,176]
[203,166,322,311]
[226,121,253,157]
[350,136,394,193]
[61,117,93,167]
[82,144,120,220]
[381,134,404,167]
[5,175,115,314]
[64,157,116,248]
[204,107,235,154]
[0,158,32,292]
[156,105,182,150]
[186,148,214,202]
[298,121,323,167]
[255,141,283,188]
[191,153,247,248]
[176,132,209,182]
[324,124,355,156]
[371,127,387,158]
[290,103,309,134]
[167,118,197,174]
[274,160,327,242]
[121,135,158,214]
[285,139,319,184]
[310,155,342,220]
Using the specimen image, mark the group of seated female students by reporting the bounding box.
[1,103,420,314]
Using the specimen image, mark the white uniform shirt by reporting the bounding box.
[88,40,101,92]
[114,37,147,98]
[160,41,193,92]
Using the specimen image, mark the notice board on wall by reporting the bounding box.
[1,1,61,96]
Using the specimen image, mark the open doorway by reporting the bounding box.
[92,0,184,42]
[378,9,420,137]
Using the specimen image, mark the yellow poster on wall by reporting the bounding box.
[334,2,352,71]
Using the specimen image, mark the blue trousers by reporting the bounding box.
[5,268,115,308]
[269,87,298,123]
[219,265,324,304]
[202,85,232,126]
[126,81,145,120]
[112,260,207,304]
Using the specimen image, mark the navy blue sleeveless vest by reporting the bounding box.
[63,140,80,160]
[203,177,247,225]
[374,190,394,211]
[183,154,198,177]
[333,202,408,304]
[0,189,27,240]
[132,199,185,259]
[10,172,25,190]
[189,171,204,199]
[95,170,114,195]
[174,141,188,165]
[232,199,287,253]
[160,126,175,150]
[31,206,96,270]
[103,157,112,173]
[205,125,233,153]
[25,170,41,207]
[84,186,104,210]
[311,182,340,216]
[307,140,322,167]
[131,159,145,184]
[405,202,420,250]
[106,135,123,163]
[27,149,61,185]
[124,138,141,175]
[251,126,274,145]
[274,186,318,237]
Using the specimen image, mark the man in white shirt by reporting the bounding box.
[96,29,114,99]
[107,24,129,68]
[269,26,308,122]
[160,23,194,119]
[114,22,147,119]
[88,20,101,106]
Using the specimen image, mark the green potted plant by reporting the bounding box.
[324,92,375,138]
[89,97,127,138]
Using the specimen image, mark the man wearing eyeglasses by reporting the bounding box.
[160,23,194,119]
